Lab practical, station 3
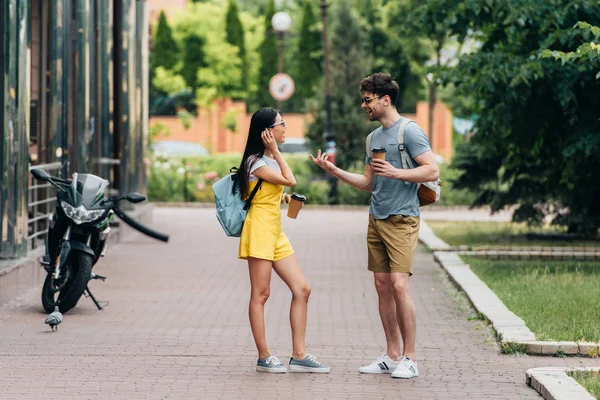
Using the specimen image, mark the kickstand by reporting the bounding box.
[85,286,103,310]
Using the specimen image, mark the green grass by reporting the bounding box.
[569,371,600,399]
[464,257,600,342]
[427,221,600,248]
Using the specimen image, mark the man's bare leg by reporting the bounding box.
[374,272,402,360]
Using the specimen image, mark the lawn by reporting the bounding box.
[570,370,600,399]
[463,257,600,342]
[427,221,600,248]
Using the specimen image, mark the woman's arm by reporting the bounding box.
[252,130,297,187]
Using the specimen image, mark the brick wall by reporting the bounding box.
[150,100,454,160]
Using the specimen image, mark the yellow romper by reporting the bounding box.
[238,178,294,262]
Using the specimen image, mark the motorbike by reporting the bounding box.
[31,169,169,314]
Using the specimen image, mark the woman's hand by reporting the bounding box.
[309,149,337,175]
[261,129,278,153]
[282,193,291,204]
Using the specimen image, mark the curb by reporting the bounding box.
[526,367,599,400]
[419,222,600,357]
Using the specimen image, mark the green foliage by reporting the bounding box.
[225,0,248,93]
[500,342,526,355]
[438,163,477,206]
[181,34,206,91]
[173,2,261,105]
[438,0,600,235]
[540,21,600,73]
[150,11,180,103]
[292,1,322,109]
[466,257,600,342]
[148,122,171,150]
[177,109,194,130]
[151,12,179,71]
[570,371,600,399]
[254,0,278,109]
[306,1,376,178]
[152,67,187,95]
[427,221,600,248]
[220,110,239,133]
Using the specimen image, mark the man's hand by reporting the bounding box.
[371,159,397,179]
[309,149,337,175]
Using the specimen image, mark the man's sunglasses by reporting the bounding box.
[361,96,381,105]
[269,120,286,128]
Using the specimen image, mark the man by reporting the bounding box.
[310,73,439,379]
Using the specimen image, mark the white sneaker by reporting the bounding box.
[359,354,399,374]
[391,357,419,379]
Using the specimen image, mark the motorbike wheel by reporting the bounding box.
[41,252,93,313]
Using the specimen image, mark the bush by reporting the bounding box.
[438,163,477,206]
[147,154,477,206]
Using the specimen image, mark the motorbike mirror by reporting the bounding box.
[125,193,146,204]
[31,169,51,182]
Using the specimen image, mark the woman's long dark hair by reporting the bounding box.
[236,107,278,198]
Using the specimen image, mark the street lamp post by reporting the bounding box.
[271,11,292,110]
[426,72,435,152]
[320,0,336,203]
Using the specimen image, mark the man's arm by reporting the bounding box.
[310,150,374,192]
[371,150,439,183]
[332,164,374,192]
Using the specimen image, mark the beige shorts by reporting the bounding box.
[367,214,420,274]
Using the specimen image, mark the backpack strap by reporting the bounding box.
[243,179,263,211]
[365,131,374,159]
[243,154,269,210]
[397,117,416,185]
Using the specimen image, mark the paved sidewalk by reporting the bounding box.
[0,208,596,400]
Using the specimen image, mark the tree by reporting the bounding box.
[225,0,248,94]
[292,1,322,110]
[172,2,260,104]
[151,11,179,71]
[306,1,375,174]
[541,21,600,71]
[364,0,427,111]
[441,0,600,235]
[181,34,206,92]
[150,11,180,104]
[254,0,278,109]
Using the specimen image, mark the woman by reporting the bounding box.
[236,107,330,374]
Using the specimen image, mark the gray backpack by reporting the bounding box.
[366,117,441,206]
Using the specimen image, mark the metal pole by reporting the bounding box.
[277,30,284,110]
[320,0,336,203]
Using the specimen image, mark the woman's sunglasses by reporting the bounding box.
[269,120,286,128]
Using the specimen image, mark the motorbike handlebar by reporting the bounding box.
[112,206,170,242]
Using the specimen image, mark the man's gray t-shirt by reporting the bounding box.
[365,118,431,219]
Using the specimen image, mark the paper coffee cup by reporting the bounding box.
[287,193,306,219]
[371,147,386,160]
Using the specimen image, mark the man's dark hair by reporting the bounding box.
[359,73,399,105]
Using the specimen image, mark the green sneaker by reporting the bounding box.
[256,355,287,373]
[289,354,331,373]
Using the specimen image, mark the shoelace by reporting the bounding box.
[306,354,323,366]
[399,357,415,368]
[375,354,388,364]
[265,356,281,366]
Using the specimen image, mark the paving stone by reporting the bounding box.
[0,208,597,400]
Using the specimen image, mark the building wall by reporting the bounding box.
[0,0,30,259]
[0,0,150,259]
[150,100,453,160]
[147,0,187,23]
